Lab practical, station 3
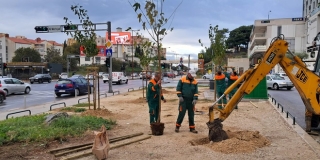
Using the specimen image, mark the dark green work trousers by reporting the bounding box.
[148,101,159,124]
[228,89,238,109]
[176,97,195,128]
[217,87,227,109]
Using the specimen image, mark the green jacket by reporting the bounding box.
[147,79,164,102]
[176,76,198,100]
[215,73,226,92]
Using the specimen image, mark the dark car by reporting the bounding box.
[54,77,93,97]
[0,89,6,104]
[29,74,52,84]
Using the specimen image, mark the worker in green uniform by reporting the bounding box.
[226,71,239,109]
[147,72,166,124]
[215,71,227,109]
[175,73,199,133]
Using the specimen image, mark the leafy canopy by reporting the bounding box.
[226,25,253,49]
[12,48,41,62]
[199,24,229,67]
[63,5,98,60]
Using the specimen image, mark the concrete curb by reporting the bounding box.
[267,98,320,158]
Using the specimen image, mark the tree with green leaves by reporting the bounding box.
[12,48,41,62]
[129,0,182,69]
[226,25,253,50]
[45,46,61,62]
[199,24,229,69]
[63,5,98,64]
[129,0,182,123]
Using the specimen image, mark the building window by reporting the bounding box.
[6,46,8,53]
[277,26,282,36]
[0,45,2,49]
[85,57,90,61]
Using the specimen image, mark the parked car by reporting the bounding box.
[203,73,214,79]
[140,72,152,80]
[54,77,93,97]
[102,74,109,83]
[0,78,31,96]
[59,72,68,79]
[0,89,6,103]
[112,72,128,84]
[85,74,95,80]
[266,75,293,90]
[29,74,52,84]
[274,72,290,81]
[99,72,106,78]
[71,74,85,79]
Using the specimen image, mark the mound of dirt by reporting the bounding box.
[126,97,147,104]
[81,109,112,117]
[162,89,176,94]
[190,130,270,154]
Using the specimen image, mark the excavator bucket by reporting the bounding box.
[206,118,228,142]
[207,106,228,142]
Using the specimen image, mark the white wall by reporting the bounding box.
[0,37,6,62]
[15,43,31,50]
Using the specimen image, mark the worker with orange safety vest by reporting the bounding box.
[226,71,239,109]
[215,70,227,109]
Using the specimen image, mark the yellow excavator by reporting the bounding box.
[208,34,320,142]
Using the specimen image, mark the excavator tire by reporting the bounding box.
[311,114,320,128]
[206,118,228,142]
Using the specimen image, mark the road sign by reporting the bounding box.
[35,25,61,33]
[105,40,113,48]
[47,25,62,33]
[106,48,112,57]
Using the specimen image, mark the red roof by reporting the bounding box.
[8,37,32,44]
[47,40,62,46]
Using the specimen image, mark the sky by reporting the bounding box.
[0,0,302,62]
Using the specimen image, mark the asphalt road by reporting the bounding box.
[0,78,148,112]
[267,88,306,129]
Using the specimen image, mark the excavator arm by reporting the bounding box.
[209,35,320,136]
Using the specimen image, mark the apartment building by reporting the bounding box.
[248,18,305,73]
[78,27,167,65]
[0,33,63,62]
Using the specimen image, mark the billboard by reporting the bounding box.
[106,32,132,44]
[80,45,107,57]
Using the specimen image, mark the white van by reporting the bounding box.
[112,72,128,84]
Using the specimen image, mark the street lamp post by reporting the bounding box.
[126,28,140,79]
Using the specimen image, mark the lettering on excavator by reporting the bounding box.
[266,52,276,65]
[295,69,308,83]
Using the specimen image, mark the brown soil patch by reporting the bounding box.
[162,89,176,94]
[81,108,113,117]
[125,97,147,104]
[190,130,270,154]
[0,87,318,159]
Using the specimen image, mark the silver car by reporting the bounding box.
[0,78,31,96]
[266,75,293,90]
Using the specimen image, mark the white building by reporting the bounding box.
[248,18,305,73]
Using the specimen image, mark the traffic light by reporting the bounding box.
[3,63,7,69]
[161,63,165,69]
[34,26,49,33]
[64,25,78,31]
[105,58,110,68]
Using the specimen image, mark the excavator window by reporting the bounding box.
[314,47,320,74]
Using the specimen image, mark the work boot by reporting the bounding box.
[175,126,180,133]
[190,128,198,134]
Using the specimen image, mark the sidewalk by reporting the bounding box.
[0,86,142,121]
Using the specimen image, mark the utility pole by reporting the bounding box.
[107,21,113,93]
[126,28,140,80]
[188,54,190,73]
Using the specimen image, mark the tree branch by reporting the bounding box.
[129,0,157,41]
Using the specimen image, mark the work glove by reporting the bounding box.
[192,100,197,105]
[179,97,184,103]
